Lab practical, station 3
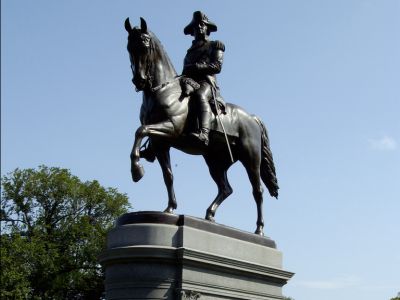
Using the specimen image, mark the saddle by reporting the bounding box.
[180,76,226,115]
[180,76,237,138]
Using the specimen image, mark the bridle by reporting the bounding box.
[142,48,154,90]
[131,40,153,92]
[132,34,180,93]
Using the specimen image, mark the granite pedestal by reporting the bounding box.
[99,211,294,300]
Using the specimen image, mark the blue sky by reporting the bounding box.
[2,1,399,299]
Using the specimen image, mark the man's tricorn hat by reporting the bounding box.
[184,11,217,36]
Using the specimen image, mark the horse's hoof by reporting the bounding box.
[131,164,145,182]
[163,206,175,214]
[205,213,215,222]
[254,228,264,236]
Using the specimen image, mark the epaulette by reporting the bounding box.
[213,40,225,52]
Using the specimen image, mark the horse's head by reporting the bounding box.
[125,17,177,93]
[125,17,153,91]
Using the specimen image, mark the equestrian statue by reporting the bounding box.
[125,11,279,235]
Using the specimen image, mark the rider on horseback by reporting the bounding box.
[182,11,225,146]
[139,11,226,161]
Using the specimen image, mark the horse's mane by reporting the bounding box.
[148,30,177,76]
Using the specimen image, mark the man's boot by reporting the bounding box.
[194,127,210,145]
[192,110,211,146]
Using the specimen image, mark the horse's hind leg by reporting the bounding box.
[155,147,177,213]
[204,159,233,222]
[239,133,265,235]
[245,164,265,235]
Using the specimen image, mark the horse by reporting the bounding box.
[125,17,279,235]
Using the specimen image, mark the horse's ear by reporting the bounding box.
[125,18,132,33]
[140,17,148,34]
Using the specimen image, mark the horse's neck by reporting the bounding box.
[151,42,177,87]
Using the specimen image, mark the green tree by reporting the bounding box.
[1,166,130,299]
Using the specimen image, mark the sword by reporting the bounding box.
[211,87,234,163]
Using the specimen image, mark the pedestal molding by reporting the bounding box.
[181,279,286,300]
[100,245,294,284]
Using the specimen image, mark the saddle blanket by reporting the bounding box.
[209,104,239,138]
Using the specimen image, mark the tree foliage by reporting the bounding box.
[1,166,130,299]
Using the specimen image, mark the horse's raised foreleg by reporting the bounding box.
[155,146,177,213]
[131,121,176,182]
[204,158,233,222]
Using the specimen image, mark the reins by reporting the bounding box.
[139,36,180,94]
[150,76,181,93]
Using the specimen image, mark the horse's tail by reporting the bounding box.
[254,116,279,198]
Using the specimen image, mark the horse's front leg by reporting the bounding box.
[130,121,176,182]
[155,147,177,213]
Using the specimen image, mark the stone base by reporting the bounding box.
[99,211,294,300]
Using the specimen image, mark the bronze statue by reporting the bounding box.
[124,12,279,235]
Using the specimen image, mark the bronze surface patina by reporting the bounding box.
[125,12,279,235]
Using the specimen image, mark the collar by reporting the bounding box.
[188,39,209,52]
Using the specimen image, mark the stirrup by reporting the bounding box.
[191,129,209,146]
[139,142,156,162]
